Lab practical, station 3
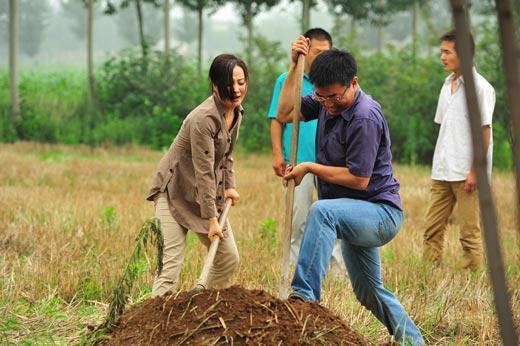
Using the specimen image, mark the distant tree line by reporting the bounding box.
[1,0,519,169]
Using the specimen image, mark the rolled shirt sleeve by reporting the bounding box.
[301,94,320,121]
[267,73,288,119]
[190,116,218,219]
[433,85,446,125]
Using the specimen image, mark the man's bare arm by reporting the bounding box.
[270,119,286,177]
[276,36,309,124]
[285,162,370,191]
[465,125,492,192]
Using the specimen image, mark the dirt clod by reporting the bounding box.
[101,285,368,345]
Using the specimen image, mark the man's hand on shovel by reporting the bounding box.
[291,36,310,63]
[283,163,310,187]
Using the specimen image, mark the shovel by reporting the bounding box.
[278,53,305,299]
[194,198,233,290]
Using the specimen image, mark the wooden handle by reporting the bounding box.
[279,54,305,299]
[196,198,233,290]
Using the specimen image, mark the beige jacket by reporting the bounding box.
[147,95,243,234]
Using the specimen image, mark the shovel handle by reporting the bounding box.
[196,198,233,290]
[279,53,305,299]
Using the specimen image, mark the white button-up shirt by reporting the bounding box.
[431,67,495,181]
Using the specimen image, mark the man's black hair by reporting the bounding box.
[209,54,248,101]
[309,49,357,88]
[304,27,333,47]
[441,29,475,59]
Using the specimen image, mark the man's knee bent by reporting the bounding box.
[309,200,332,220]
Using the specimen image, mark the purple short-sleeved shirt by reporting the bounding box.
[301,89,402,210]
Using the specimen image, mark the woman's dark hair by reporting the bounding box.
[209,54,248,100]
[309,49,357,88]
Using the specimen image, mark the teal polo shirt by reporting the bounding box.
[267,72,317,164]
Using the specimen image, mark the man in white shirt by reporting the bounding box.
[423,29,495,270]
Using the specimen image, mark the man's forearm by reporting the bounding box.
[303,162,370,190]
[276,62,298,123]
[270,119,284,158]
[469,126,492,175]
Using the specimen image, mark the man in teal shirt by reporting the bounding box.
[268,28,344,274]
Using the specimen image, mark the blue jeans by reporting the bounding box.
[291,198,424,345]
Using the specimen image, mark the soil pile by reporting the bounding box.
[101,285,368,345]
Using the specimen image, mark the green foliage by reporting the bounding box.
[95,48,206,148]
[102,205,117,229]
[0,26,515,169]
[13,69,86,143]
[177,0,219,13]
[260,217,278,251]
[32,295,66,318]
[96,217,162,334]
[239,34,286,152]
[75,277,104,301]
[0,71,15,142]
[359,49,443,165]
[326,0,373,22]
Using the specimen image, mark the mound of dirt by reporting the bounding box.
[101,285,368,345]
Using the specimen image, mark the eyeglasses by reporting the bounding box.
[312,86,349,104]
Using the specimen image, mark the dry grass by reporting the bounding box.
[0,142,518,345]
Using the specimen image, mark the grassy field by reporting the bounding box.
[0,142,518,345]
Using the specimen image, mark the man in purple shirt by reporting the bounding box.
[276,36,424,345]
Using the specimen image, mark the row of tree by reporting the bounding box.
[2,1,519,170]
[0,1,50,57]
[4,1,519,132]
[3,0,441,116]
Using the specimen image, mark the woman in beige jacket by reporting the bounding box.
[147,54,248,296]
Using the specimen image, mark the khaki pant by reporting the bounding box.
[152,193,239,297]
[423,180,482,269]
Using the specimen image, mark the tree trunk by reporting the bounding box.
[494,0,520,273]
[9,0,20,118]
[246,4,253,66]
[197,6,203,74]
[377,24,383,53]
[412,0,418,60]
[350,16,356,43]
[164,0,171,55]
[465,0,472,28]
[301,0,310,32]
[450,1,518,345]
[376,0,384,53]
[135,0,146,57]
[87,0,95,110]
